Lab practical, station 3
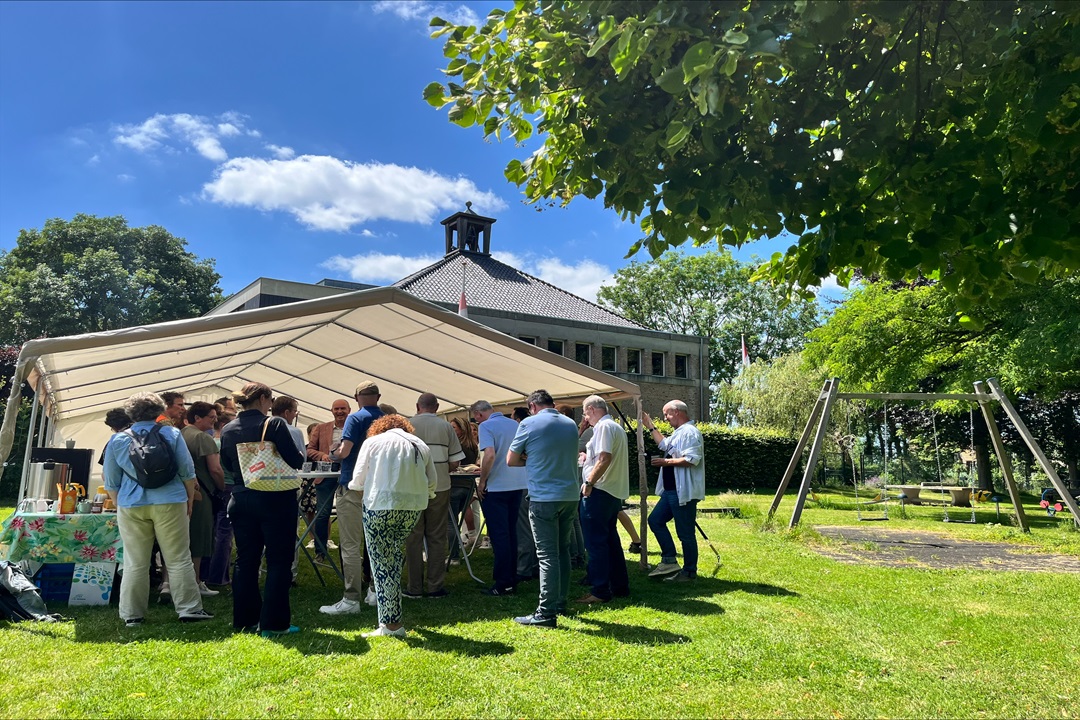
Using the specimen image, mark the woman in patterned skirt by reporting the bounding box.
[349,414,437,638]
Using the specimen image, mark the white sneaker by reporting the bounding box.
[362,624,406,638]
[305,540,316,549]
[327,540,339,550]
[198,582,219,597]
[365,587,378,606]
[319,598,362,615]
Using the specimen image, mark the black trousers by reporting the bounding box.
[229,489,297,632]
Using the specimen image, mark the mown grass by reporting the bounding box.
[1,494,1078,719]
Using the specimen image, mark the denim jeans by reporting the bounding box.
[580,488,629,601]
[312,477,337,555]
[647,490,699,575]
[229,489,297,632]
[529,499,577,618]
[480,489,523,590]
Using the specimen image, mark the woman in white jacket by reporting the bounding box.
[349,414,437,638]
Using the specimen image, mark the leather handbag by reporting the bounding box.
[236,419,302,491]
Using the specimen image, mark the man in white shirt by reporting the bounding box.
[642,400,706,581]
[577,395,630,603]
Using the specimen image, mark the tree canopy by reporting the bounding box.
[596,249,819,388]
[0,214,223,347]
[428,0,1080,306]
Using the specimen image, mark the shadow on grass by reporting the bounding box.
[574,615,691,645]
[407,626,514,656]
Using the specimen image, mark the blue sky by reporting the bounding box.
[0,0,810,304]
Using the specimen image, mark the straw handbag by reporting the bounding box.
[236,418,302,491]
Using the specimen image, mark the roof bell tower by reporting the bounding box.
[441,202,496,256]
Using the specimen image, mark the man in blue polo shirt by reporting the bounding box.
[471,400,528,596]
[320,380,384,615]
[507,389,580,628]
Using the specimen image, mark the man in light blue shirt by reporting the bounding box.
[642,400,706,581]
[507,389,580,627]
[471,400,528,596]
[103,391,211,627]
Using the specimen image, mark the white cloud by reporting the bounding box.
[113,112,253,161]
[117,173,135,182]
[266,144,295,160]
[373,0,479,27]
[322,252,443,283]
[202,154,505,231]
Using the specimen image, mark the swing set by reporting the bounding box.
[769,378,1080,532]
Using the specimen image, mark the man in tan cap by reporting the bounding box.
[319,381,385,615]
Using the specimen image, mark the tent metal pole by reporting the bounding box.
[36,390,49,448]
[974,381,1029,532]
[790,378,840,528]
[635,396,649,570]
[769,380,830,519]
[986,378,1080,529]
[17,376,42,502]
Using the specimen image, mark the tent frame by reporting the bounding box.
[768,378,1079,530]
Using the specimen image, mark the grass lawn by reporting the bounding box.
[1,493,1078,719]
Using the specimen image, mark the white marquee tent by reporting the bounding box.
[0,287,643,488]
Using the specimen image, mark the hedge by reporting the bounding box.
[627,422,798,493]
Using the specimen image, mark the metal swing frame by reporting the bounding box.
[768,378,1080,532]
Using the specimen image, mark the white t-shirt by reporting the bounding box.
[582,414,629,500]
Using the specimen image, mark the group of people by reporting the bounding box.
[100,381,706,637]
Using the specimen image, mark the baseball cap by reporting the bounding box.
[354,381,380,396]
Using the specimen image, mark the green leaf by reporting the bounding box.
[661,121,691,152]
[587,16,619,58]
[723,30,749,45]
[422,82,449,108]
[657,67,685,95]
[719,50,738,77]
[682,41,715,83]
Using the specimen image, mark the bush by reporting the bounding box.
[628,421,798,493]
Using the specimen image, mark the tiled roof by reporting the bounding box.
[394,250,643,329]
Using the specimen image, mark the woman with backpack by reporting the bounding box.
[102,392,214,627]
[218,382,305,637]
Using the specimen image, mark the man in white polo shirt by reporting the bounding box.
[577,395,630,603]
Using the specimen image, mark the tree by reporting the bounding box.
[0,214,223,346]
[427,1,1080,306]
[595,249,820,390]
[714,351,825,434]
[804,277,1080,488]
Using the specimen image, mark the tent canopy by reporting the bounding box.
[0,287,640,471]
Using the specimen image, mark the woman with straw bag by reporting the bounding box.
[219,382,305,636]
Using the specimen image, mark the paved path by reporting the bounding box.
[812,525,1080,573]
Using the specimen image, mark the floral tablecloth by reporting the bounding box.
[0,512,123,563]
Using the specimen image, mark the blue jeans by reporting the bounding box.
[581,488,629,601]
[204,485,234,585]
[480,489,523,590]
[312,477,337,555]
[647,490,699,576]
[529,500,577,618]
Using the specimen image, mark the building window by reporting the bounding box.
[519,336,536,345]
[675,354,689,379]
[627,349,642,374]
[575,342,591,366]
[547,339,564,355]
[601,345,617,372]
[652,352,665,377]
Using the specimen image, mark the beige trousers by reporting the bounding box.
[117,502,203,620]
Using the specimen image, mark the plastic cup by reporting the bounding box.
[302,462,313,473]
[317,461,332,473]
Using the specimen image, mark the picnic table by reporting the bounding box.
[889,485,924,505]
[922,484,972,507]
